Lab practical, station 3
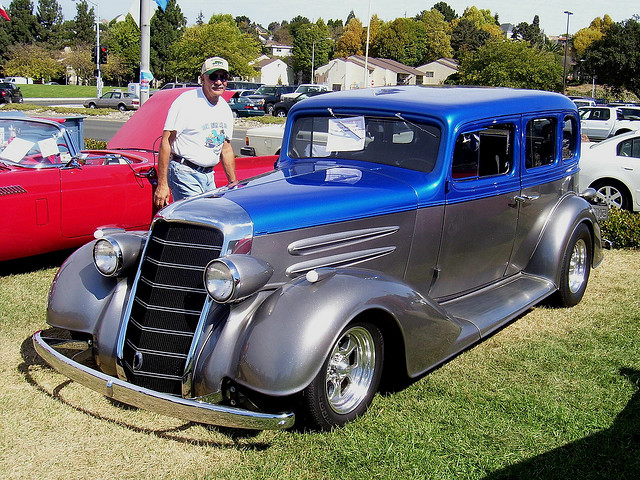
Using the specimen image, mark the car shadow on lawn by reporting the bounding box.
[0,249,73,276]
[18,332,270,449]
[483,367,640,480]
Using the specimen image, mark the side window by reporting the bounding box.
[562,115,578,160]
[525,117,557,168]
[452,124,514,179]
[617,137,640,158]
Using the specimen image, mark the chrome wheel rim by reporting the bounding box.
[568,238,588,293]
[325,326,376,414]
[596,185,623,209]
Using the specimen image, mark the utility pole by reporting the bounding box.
[139,0,152,106]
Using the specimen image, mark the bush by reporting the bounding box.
[84,138,107,149]
[600,208,640,249]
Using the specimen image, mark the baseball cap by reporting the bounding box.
[201,57,229,75]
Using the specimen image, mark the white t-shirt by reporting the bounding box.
[163,88,234,167]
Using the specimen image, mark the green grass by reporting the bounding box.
[17,84,122,98]
[1,249,638,479]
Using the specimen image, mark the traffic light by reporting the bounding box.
[99,46,107,64]
[91,46,97,64]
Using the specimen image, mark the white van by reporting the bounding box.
[4,76,33,84]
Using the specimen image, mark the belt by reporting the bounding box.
[171,154,213,173]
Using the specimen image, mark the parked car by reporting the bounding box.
[578,131,640,211]
[226,80,263,90]
[579,106,639,141]
[0,89,275,261]
[240,123,285,156]
[279,83,329,102]
[228,93,265,118]
[83,91,140,111]
[0,82,24,103]
[248,85,298,115]
[617,106,640,120]
[34,86,605,432]
[272,91,330,117]
[158,82,200,90]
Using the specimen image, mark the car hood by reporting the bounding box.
[162,162,418,235]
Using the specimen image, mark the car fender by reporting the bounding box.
[226,268,461,397]
[46,239,138,376]
[525,193,603,285]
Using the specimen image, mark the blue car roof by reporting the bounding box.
[292,86,577,127]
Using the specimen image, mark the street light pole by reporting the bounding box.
[562,10,573,95]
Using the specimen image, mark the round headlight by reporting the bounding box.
[204,261,236,302]
[93,238,122,276]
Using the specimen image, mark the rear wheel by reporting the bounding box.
[87,102,96,109]
[117,103,127,112]
[555,223,592,307]
[592,180,631,210]
[265,103,274,115]
[299,321,383,430]
[274,109,286,117]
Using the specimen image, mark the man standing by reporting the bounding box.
[154,56,237,208]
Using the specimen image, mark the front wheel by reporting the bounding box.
[299,321,383,430]
[554,223,592,307]
[265,103,274,115]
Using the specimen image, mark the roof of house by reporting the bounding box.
[342,55,425,76]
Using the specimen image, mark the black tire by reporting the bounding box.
[554,223,592,307]
[88,103,96,109]
[274,109,286,117]
[591,180,631,210]
[265,103,274,115]
[299,321,383,430]
[118,103,127,112]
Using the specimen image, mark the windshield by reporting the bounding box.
[253,86,276,95]
[0,119,70,167]
[287,115,441,173]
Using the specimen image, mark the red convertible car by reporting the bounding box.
[0,89,275,262]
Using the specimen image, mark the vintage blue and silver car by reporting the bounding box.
[34,86,605,431]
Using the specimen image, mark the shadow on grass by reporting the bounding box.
[484,368,640,480]
[0,249,73,277]
[18,332,271,449]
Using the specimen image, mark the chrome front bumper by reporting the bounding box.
[32,331,295,430]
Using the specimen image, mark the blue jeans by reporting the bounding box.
[168,160,216,201]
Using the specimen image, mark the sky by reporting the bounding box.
[58,0,638,36]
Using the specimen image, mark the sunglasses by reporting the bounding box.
[208,72,229,82]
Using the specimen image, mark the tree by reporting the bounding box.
[583,18,640,98]
[432,2,457,22]
[150,0,186,83]
[334,17,363,57]
[73,0,95,46]
[8,0,39,45]
[64,45,94,85]
[103,14,140,84]
[573,15,613,58]
[292,20,331,82]
[458,39,563,91]
[451,18,490,59]
[415,9,453,61]
[511,15,545,47]
[36,0,63,47]
[373,18,436,66]
[101,52,129,86]
[170,16,260,81]
[3,42,62,81]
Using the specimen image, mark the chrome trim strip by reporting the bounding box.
[133,297,202,316]
[149,235,222,251]
[124,339,188,359]
[34,331,294,430]
[138,276,206,294]
[288,226,399,256]
[143,256,207,272]
[182,296,216,398]
[285,247,396,277]
[128,318,194,337]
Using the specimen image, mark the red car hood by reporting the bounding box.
[108,88,235,151]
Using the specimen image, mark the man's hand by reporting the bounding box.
[154,183,171,208]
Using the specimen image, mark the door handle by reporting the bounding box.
[514,194,540,203]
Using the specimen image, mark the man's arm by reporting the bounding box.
[220,140,237,185]
[153,130,176,208]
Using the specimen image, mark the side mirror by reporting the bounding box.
[579,187,597,203]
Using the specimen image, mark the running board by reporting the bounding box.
[440,274,556,338]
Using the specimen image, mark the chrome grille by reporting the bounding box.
[122,220,223,395]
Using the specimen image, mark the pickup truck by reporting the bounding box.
[247,84,297,115]
[579,106,639,141]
